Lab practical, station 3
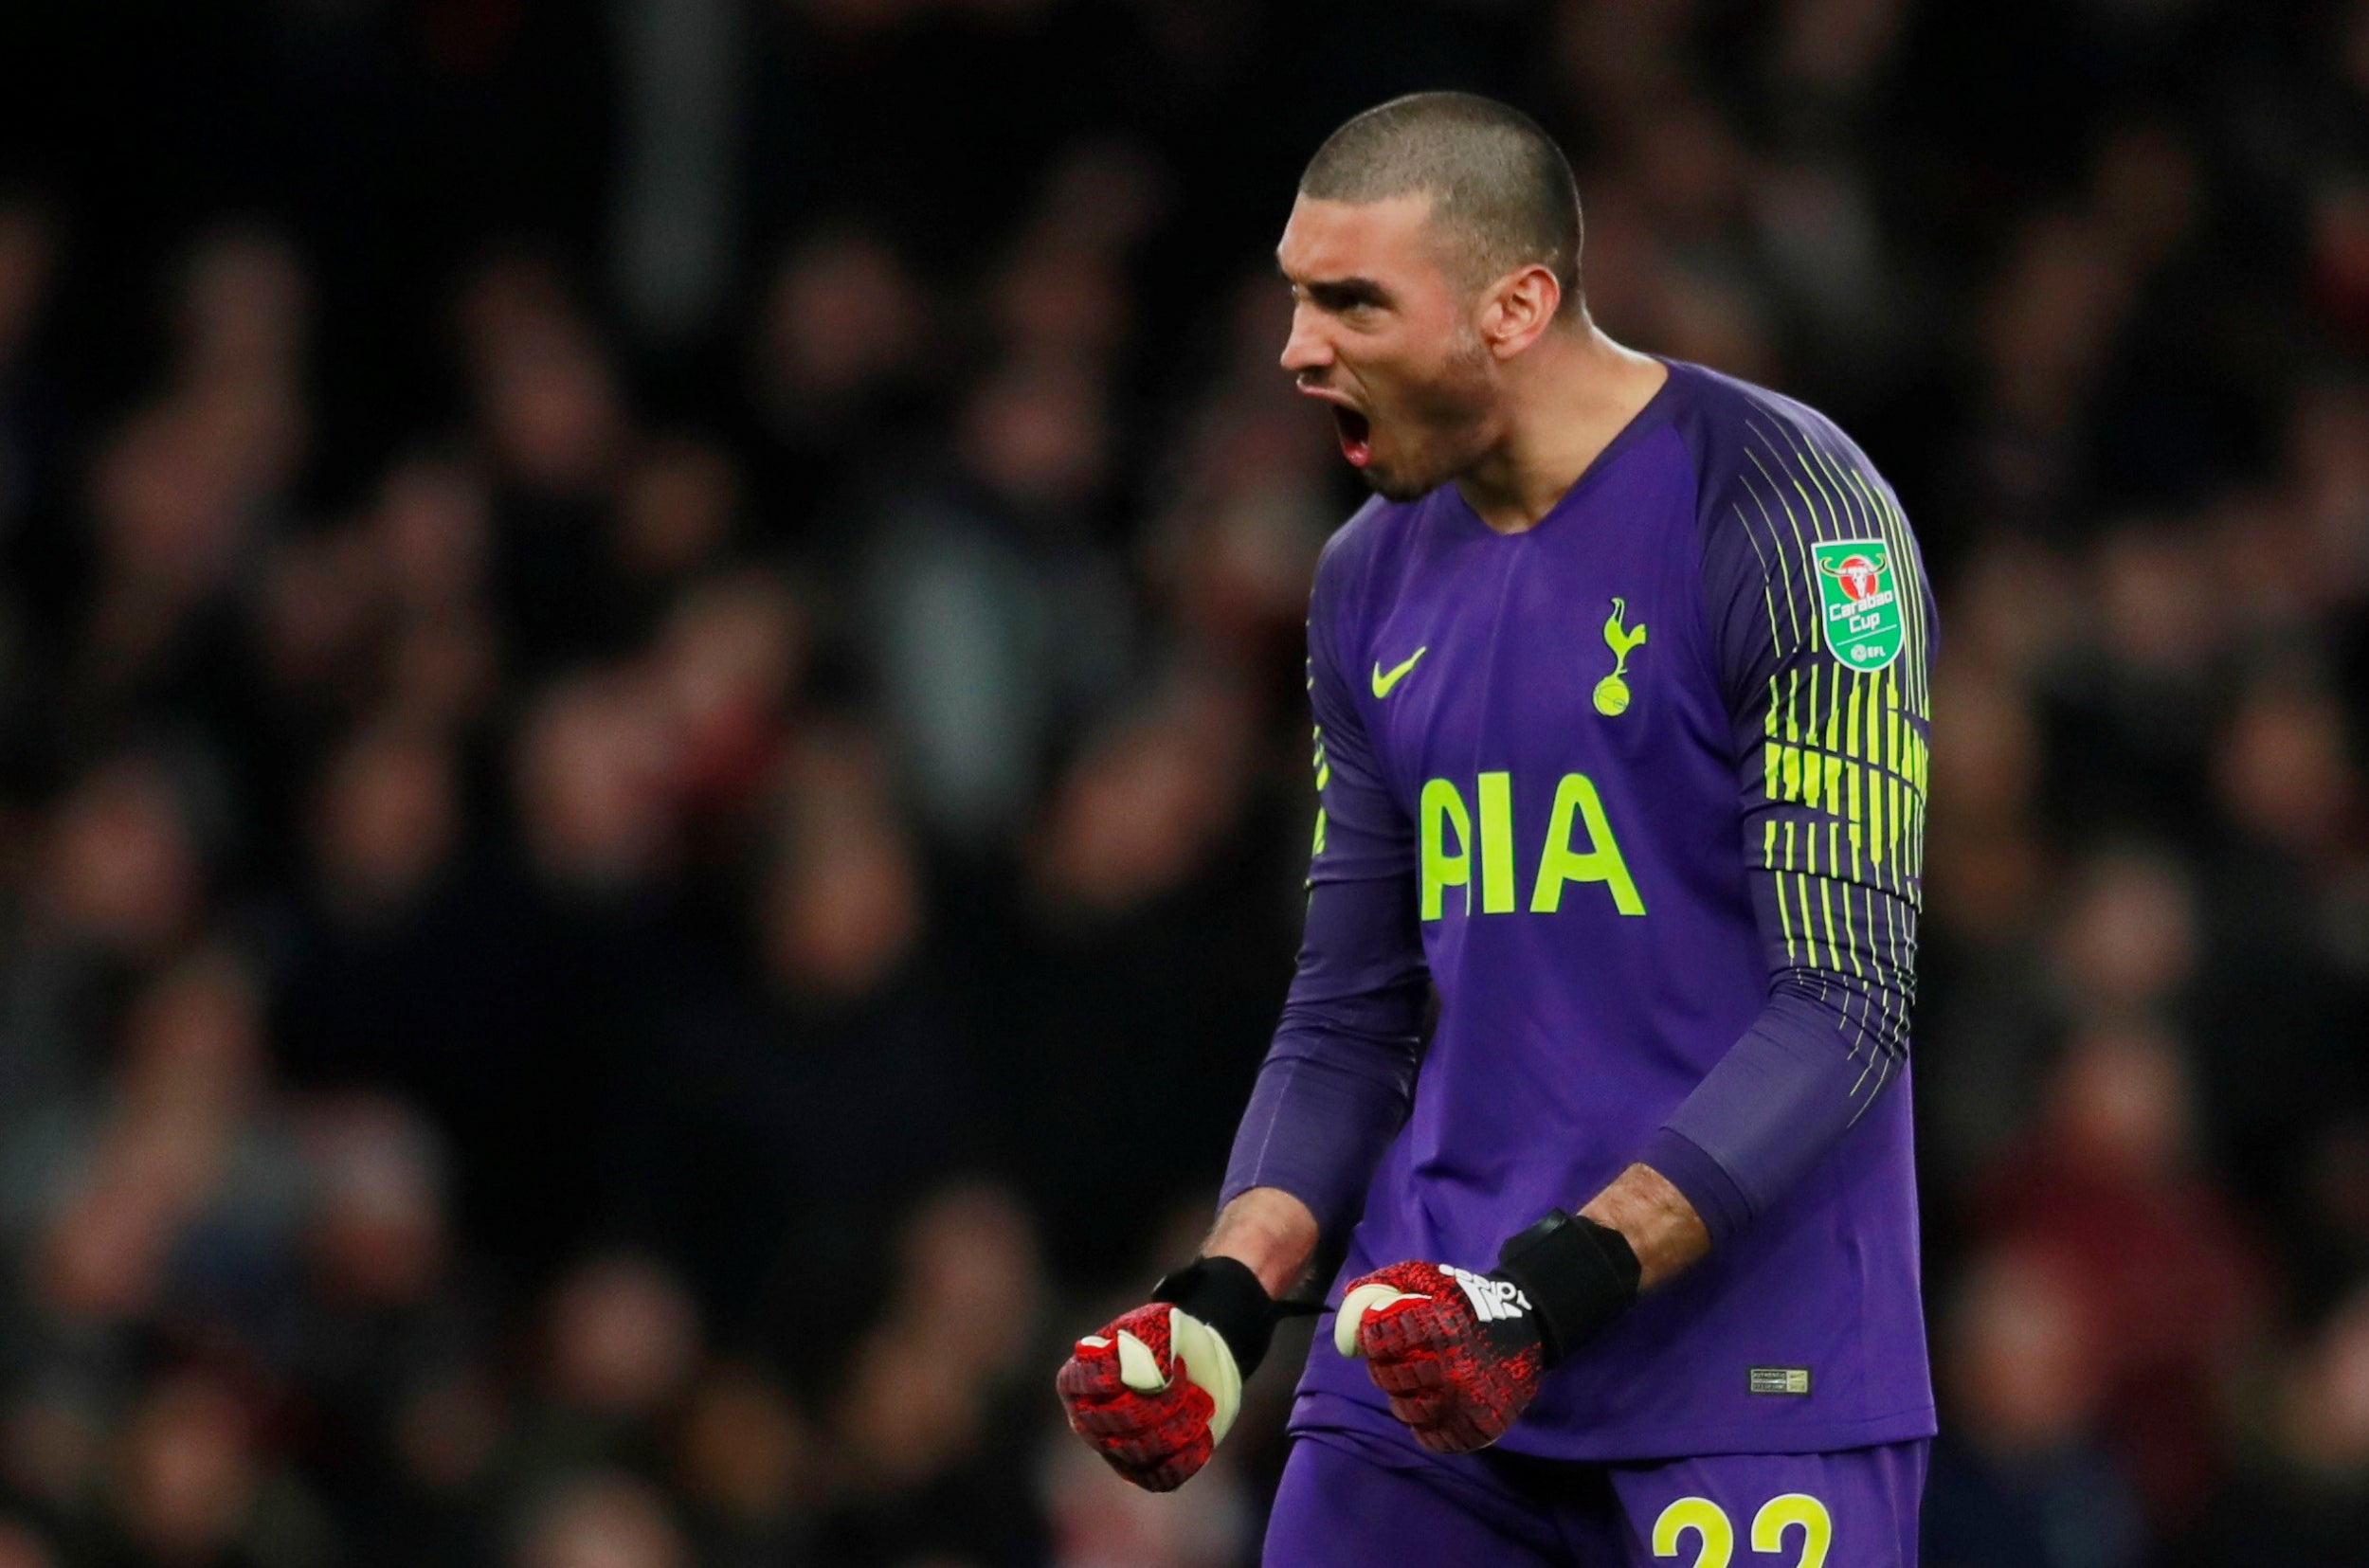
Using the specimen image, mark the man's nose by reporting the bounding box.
[1279,303,1332,375]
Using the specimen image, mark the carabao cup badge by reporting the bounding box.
[1813,539,1904,672]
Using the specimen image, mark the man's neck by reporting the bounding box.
[1453,323,1671,534]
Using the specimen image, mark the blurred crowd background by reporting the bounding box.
[0,0,2366,1564]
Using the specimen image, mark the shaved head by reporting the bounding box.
[1299,92,1582,315]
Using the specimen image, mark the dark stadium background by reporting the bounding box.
[0,1,2363,1564]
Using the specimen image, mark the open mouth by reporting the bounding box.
[1331,405,1372,467]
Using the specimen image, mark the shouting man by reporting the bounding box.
[1059,91,1937,1567]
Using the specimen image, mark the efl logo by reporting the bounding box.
[1812,538,1904,672]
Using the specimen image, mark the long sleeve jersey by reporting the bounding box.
[1223,357,1938,1460]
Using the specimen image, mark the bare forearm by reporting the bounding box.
[1204,1185,1321,1299]
[1213,1165,1705,1300]
[1581,1162,1710,1290]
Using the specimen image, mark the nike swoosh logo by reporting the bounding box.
[1370,646,1428,698]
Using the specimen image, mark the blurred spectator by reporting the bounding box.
[2050,844,2198,1026]
[1139,275,1333,692]
[649,726,971,1321]
[671,1365,810,1568]
[995,677,1297,1281]
[649,571,805,829]
[514,1472,687,1568]
[102,1370,330,1568]
[1922,1246,2146,1568]
[305,725,461,925]
[459,256,636,676]
[754,227,931,434]
[814,1184,1051,1568]
[611,442,742,629]
[1979,1024,2269,1526]
[749,224,936,542]
[1040,1433,1251,1568]
[10,949,303,1355]
[2173,1286,2369,1566]
[18,751,204,983]
[285,1095,492,1567]
[863,356,1134,849]
[514,671,678,900]
[0,195,59,541]
[2192,673,2369,1203]
[541,1255,700,1427]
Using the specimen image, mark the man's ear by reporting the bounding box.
[1481,265,1563,359]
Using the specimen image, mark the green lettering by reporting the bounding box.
[1477,771,1515,914]
[1529,774,1646,915]
[1419,778,1473,920]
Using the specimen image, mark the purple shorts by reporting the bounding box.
[1263,1426,1927,1567]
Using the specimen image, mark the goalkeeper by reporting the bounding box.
[1058,92,1937,1566]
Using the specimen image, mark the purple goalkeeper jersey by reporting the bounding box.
[1224,358,1939,1459]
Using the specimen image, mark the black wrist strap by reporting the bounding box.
[1152,1256,1283,1379]
[1492,1210,1642,1367]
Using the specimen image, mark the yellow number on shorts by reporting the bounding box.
[1651,1492,1831,1568]
[1750,1493,1833,1568]
[1650,1497,1733,1568]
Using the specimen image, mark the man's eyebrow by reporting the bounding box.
[1277,265,1395,312]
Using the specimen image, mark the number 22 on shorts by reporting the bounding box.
[1651,1492,1833,1568]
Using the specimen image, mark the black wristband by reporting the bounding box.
[1152,1256,1282,1379]
[1492,1210,1642,1367]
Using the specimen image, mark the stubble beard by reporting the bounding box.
[1355,331,1498,503]
[1361,464,1433,504]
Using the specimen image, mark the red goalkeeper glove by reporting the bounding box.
[1056,1256,1280,1491]
[1335,1210,1640,1453]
